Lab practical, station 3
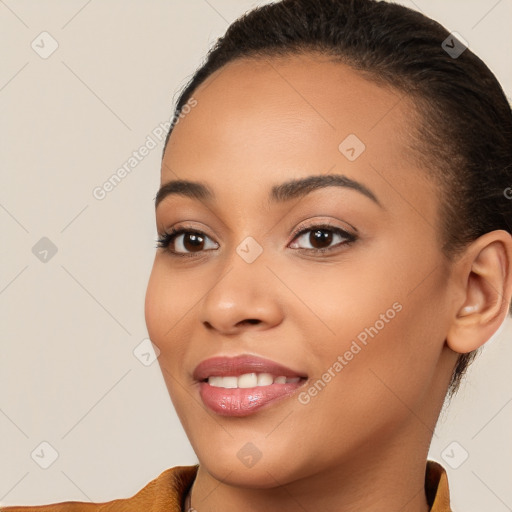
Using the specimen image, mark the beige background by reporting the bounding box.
[1,0,511,510]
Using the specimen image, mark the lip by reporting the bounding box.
[193,355,308,417]
[193,354,307,381]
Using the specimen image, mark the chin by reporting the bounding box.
[189,430,323,490]
[198,453,301,489]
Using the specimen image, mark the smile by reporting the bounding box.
[193,355,308,416]
[207,373,302,388]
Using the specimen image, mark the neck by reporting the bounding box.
[188,429,433,512]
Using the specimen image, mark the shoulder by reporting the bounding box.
[0,465,198,512]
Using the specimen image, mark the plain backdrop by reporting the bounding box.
[1,0,511,510]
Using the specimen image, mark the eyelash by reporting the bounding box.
[156,223,357,258]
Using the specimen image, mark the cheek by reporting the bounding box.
[144,260,199,378]
[144,263,165,342]
[298,248,449,418]
[145,261,187,334]
[292,304,442,467]
[144,265,190,411]
[144,262,184,352]
[285,255,401,363]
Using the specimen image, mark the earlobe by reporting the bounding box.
[447,230,512,354]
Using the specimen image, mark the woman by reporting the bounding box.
[3,0,511,510]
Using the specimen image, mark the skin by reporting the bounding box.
[144,53,512,512]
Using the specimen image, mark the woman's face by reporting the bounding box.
[145,53,459,486]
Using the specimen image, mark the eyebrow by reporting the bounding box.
[154,174,382,209]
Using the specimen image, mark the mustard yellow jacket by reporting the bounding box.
[1,460,452,511]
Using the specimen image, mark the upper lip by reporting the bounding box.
[193,355,307,381]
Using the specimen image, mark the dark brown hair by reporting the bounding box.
[162,0,512,397]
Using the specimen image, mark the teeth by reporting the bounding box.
[208,376,223,387]
[207,373,300,388]
[238,373,258,388]
[257,373,274,386]
[222,376,238,389]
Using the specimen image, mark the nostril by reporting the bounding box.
[239,319,260,326]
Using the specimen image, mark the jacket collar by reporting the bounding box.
[168,459,452,511]
[426,460,452,511]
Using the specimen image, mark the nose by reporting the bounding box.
[199,257,285,335]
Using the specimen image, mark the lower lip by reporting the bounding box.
[198,381,304,417]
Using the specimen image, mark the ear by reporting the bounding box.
[447,230,512,354]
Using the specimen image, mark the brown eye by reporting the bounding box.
[180,232,206,252]
[309,229,334,249]
[289,225,356,252]
[156,228,218,255]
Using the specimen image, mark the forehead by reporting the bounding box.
[173,53,408,141]
[166,53,414,160]
[161,53,435,217]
